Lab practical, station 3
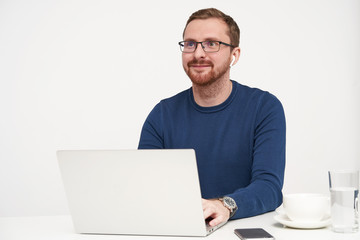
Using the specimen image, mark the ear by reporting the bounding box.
[230,56,235,66]
[230,47,241,66]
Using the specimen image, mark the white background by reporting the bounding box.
[1,0,359,217]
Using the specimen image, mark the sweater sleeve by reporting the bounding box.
[138,103,165,149]
[228,93,286,219]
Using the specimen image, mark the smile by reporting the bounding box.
[190,63,212,68]
[191,64,211,67]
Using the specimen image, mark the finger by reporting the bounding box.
[209,215,225,227]
[209,214,227,227]
[203,206,213,220]
[209,218,220,227]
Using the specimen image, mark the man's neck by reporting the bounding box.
[192,78,233,107]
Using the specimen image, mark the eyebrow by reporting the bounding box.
[183,38,221,42]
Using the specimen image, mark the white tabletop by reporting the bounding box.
[1,212,359,240]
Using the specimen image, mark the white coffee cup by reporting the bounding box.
[283,193,329,222]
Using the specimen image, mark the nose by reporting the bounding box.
[193,42,206,59]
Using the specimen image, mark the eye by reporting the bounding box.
[185,41,196,48]
[208,41,217,47]
[203,41,219,49]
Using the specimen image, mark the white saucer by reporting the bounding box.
[274,214,331,229]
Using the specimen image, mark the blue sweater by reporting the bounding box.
[138,80,286,219]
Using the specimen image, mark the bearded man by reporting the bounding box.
[138,8,286,227]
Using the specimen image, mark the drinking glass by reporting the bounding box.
[328,170,359,233]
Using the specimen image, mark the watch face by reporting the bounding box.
[224,197,235,207]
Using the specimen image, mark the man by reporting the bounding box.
[138,8,286,227]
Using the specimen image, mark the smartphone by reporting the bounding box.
[234,228,275,240]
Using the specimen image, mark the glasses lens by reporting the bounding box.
[203,41,220,52]
[180,41,196,52]
[179,41,221,52]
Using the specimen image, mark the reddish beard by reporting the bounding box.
[185,59,230,87]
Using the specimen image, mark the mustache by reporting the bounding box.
[187,59,213,67]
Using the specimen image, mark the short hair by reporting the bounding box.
[183,8,240,47]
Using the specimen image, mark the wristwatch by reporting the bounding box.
[219,196,238,218]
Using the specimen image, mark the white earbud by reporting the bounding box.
[230,56,235,67]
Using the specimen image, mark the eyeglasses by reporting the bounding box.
[178,40,235,53]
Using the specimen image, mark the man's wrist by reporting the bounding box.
[218,196,238,218]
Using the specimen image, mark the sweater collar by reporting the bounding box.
[189,80,237,113]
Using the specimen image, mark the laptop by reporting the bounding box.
[57,149,227,236]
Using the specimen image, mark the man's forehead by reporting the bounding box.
[183,18,230,41]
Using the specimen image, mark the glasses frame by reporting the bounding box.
[178,40,236,53]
